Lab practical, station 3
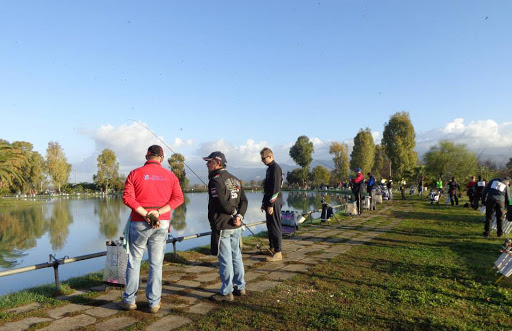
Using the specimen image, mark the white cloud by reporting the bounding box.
[417,118,512,164]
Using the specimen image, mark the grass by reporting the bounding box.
[1,196,511,330]
[179,197,512,330]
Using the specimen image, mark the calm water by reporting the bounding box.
[0,191,347,295]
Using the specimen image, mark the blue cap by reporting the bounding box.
[355,168,361,172]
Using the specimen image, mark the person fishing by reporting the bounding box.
[447,177,460,206]
[366,172,377,210]
[473,176,486,210]
[204,151,248,301]
[351,168,365,215]
[482,177,511,238]
[386,177,393,201]
[399,177,406,200]
[465,176,477,208]
[260,147,284,262]
[119,145,184,313]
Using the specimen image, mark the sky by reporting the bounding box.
[1,1,512,184]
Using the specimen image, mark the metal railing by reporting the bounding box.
[0,219,270,293]
[0,205,344,294]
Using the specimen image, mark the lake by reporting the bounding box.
[0,191,348,295]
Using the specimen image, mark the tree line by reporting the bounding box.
[2,112,512,195]
[286,112,512,188]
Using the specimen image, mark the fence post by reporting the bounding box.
[49,254,63,295]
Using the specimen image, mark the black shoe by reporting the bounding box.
[483,232,489,238]
[233,288,246,296]
[498,233,503,238]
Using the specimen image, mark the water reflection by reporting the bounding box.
[0,204,46,268]
[285,191,351,212]
[94,197,123,238]
[172,195,190,231]
[48,200,73,250]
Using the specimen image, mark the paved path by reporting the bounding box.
[0,207,402,331]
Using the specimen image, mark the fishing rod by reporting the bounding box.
[129,119,207,186]
[129,119,275,255]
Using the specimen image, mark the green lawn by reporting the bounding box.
[182,197,512,330]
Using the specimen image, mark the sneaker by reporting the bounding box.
[266,251,283,262]
[233,288,246,296]
[118,301,137,311]
[149,303,161,314]
[209,293,234,302]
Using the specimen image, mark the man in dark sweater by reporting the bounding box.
[204,151,248,301]
[260,147,284,262]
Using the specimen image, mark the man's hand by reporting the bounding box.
[233,216,242,227]
[147,211,160,229]
[260,204,265,212]
[267,206,274,215]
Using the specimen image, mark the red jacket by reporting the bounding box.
[123,160,184,222]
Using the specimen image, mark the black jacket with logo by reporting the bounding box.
[207,168,248,255]
[482,178,510,204]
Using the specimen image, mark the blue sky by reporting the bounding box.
[1,1,512,182]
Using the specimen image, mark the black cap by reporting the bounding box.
[505,177,511,181]
[147,145,164,157]
[203,151,227,164]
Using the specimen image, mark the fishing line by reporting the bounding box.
[129,119,274,254]
[128,119,207,186]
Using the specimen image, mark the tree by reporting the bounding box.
[350,128,375,174]
[286,169,303,187]
[94,149,120,193]
[381,112,418,179]
[168,153,189,189]
[11,141,46,194]
[311,166,331,188]
[0,141,27,192]
[371,145,390,180]
[45,141,71,193]
[329,142,350,183]
[423,140,478,184]
[289,135,314,184]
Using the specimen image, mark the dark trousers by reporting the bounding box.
[449,192,459,205]
[266,202,282,252]
[354,191,362,214]
[472,193,481,210]
[508,205,512,223]
[484,199,505,236]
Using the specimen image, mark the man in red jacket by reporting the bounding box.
[351,168,365,215]
[119,145,184,313]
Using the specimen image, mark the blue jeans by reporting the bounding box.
[218,228,245,295]
[123,220,169,307]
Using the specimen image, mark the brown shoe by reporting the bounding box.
[233,288,246,296]
[266,251,282,262]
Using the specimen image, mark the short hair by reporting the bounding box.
[260,147,273,156]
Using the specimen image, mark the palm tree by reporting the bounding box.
[0,142,27,189]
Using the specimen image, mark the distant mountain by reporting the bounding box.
[188,160,336,185]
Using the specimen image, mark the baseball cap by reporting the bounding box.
[147,145,164,157]
[355,168,361,172]
[505,176,511,181]
[203,151,227,164]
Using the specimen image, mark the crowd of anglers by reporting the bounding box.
[115,144,510,314]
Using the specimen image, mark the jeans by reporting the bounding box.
[218,228,245,295]
[123,220,169,307]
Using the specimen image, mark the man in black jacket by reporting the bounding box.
[260,147,284,262]
[204,151,248,301]
[482,177,511,238]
